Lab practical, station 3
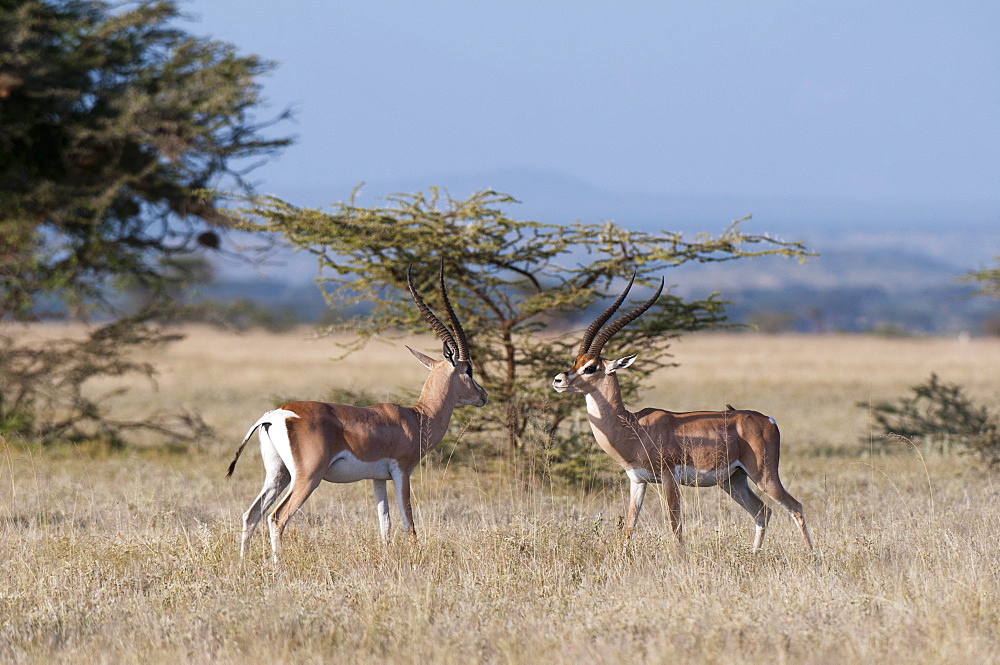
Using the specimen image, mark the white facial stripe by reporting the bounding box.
[564,358,598,382]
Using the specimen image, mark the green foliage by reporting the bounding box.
[0,0,290,444]
[237,188,810,467]
[962,256,1000,337]
[746,310,798,334]
[962,255,1000,301]
[165,298,305,332]
[861,373,1000,467]
[0,0,289,319]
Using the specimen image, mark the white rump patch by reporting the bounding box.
[254,408,300,472]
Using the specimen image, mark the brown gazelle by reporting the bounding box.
[552,274,812,551]
[227,263,488,563]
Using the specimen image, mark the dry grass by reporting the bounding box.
[2,326,999,664]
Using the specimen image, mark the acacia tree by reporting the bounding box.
[961,256,1000,336]
[963,256,1000,300]
[238,189,810,462]
[0,0,290,444]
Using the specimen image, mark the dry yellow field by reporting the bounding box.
[2,325,999,664]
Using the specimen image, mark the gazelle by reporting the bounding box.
[552,274,812,551]
[227,264,488,563]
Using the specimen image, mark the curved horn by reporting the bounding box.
[407,264,458,355]
[577,272,636,355]
[587,277,664,358]
[437,259,470,360]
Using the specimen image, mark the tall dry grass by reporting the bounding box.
[2,326,999,664]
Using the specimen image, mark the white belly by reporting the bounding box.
[626,461,746,487]
[626,467,659,483]
[324,452,393,483]
[673,461,745,487]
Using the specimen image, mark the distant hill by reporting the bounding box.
[667,243,995,334]
[207,169,998,335]
[314,167,998,263]
[196,240,995,336]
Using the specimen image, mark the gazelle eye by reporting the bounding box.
[466,365,474,378]
[583,365,597,374]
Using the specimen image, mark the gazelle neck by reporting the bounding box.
[583,372,628,417]
[582,373,638,464]
[411,368,461,447]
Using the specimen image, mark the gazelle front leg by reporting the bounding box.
[372,479,392,544]
[622,479,647,555]
[663,472,683,546]
[267,473,323,564]
[390,463,417,542]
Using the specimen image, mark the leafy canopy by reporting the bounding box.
[0,0,290,445]
[962,255,1000,301]
[238,189,810,464]
[0,0,289,319]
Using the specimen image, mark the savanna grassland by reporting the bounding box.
[2,326,999,664]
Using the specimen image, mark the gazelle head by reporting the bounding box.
[552,273,663,395]
[406,263,488,407]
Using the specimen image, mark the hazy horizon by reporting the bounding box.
[191,2,999,242]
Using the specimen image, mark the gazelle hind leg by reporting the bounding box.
[758,475,813,550]
[720,467,771,550]
[622,480,648,555]
[663,474,683,546]
[240,434,290,559]
[267,473,324,564]
[240,466,290,558]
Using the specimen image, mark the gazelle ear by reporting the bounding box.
[442,342,456,366]
[606,353,638,374]
[406,345,437,370]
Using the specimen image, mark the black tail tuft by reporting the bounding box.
[226,422,263,478]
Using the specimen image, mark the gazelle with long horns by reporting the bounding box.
[552,275,812,551]
[227,263,488,563]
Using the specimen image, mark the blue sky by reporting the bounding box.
[189,2,999,237]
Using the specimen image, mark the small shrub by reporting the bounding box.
[746,310,798,334]
[860,373,1000,467]
[0,318,213,448]
[168,299,306,332]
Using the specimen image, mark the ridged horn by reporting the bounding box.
[407,264,458,357]
[587,277,664,358]
[437,259,470,361]
[577,272,636,355]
